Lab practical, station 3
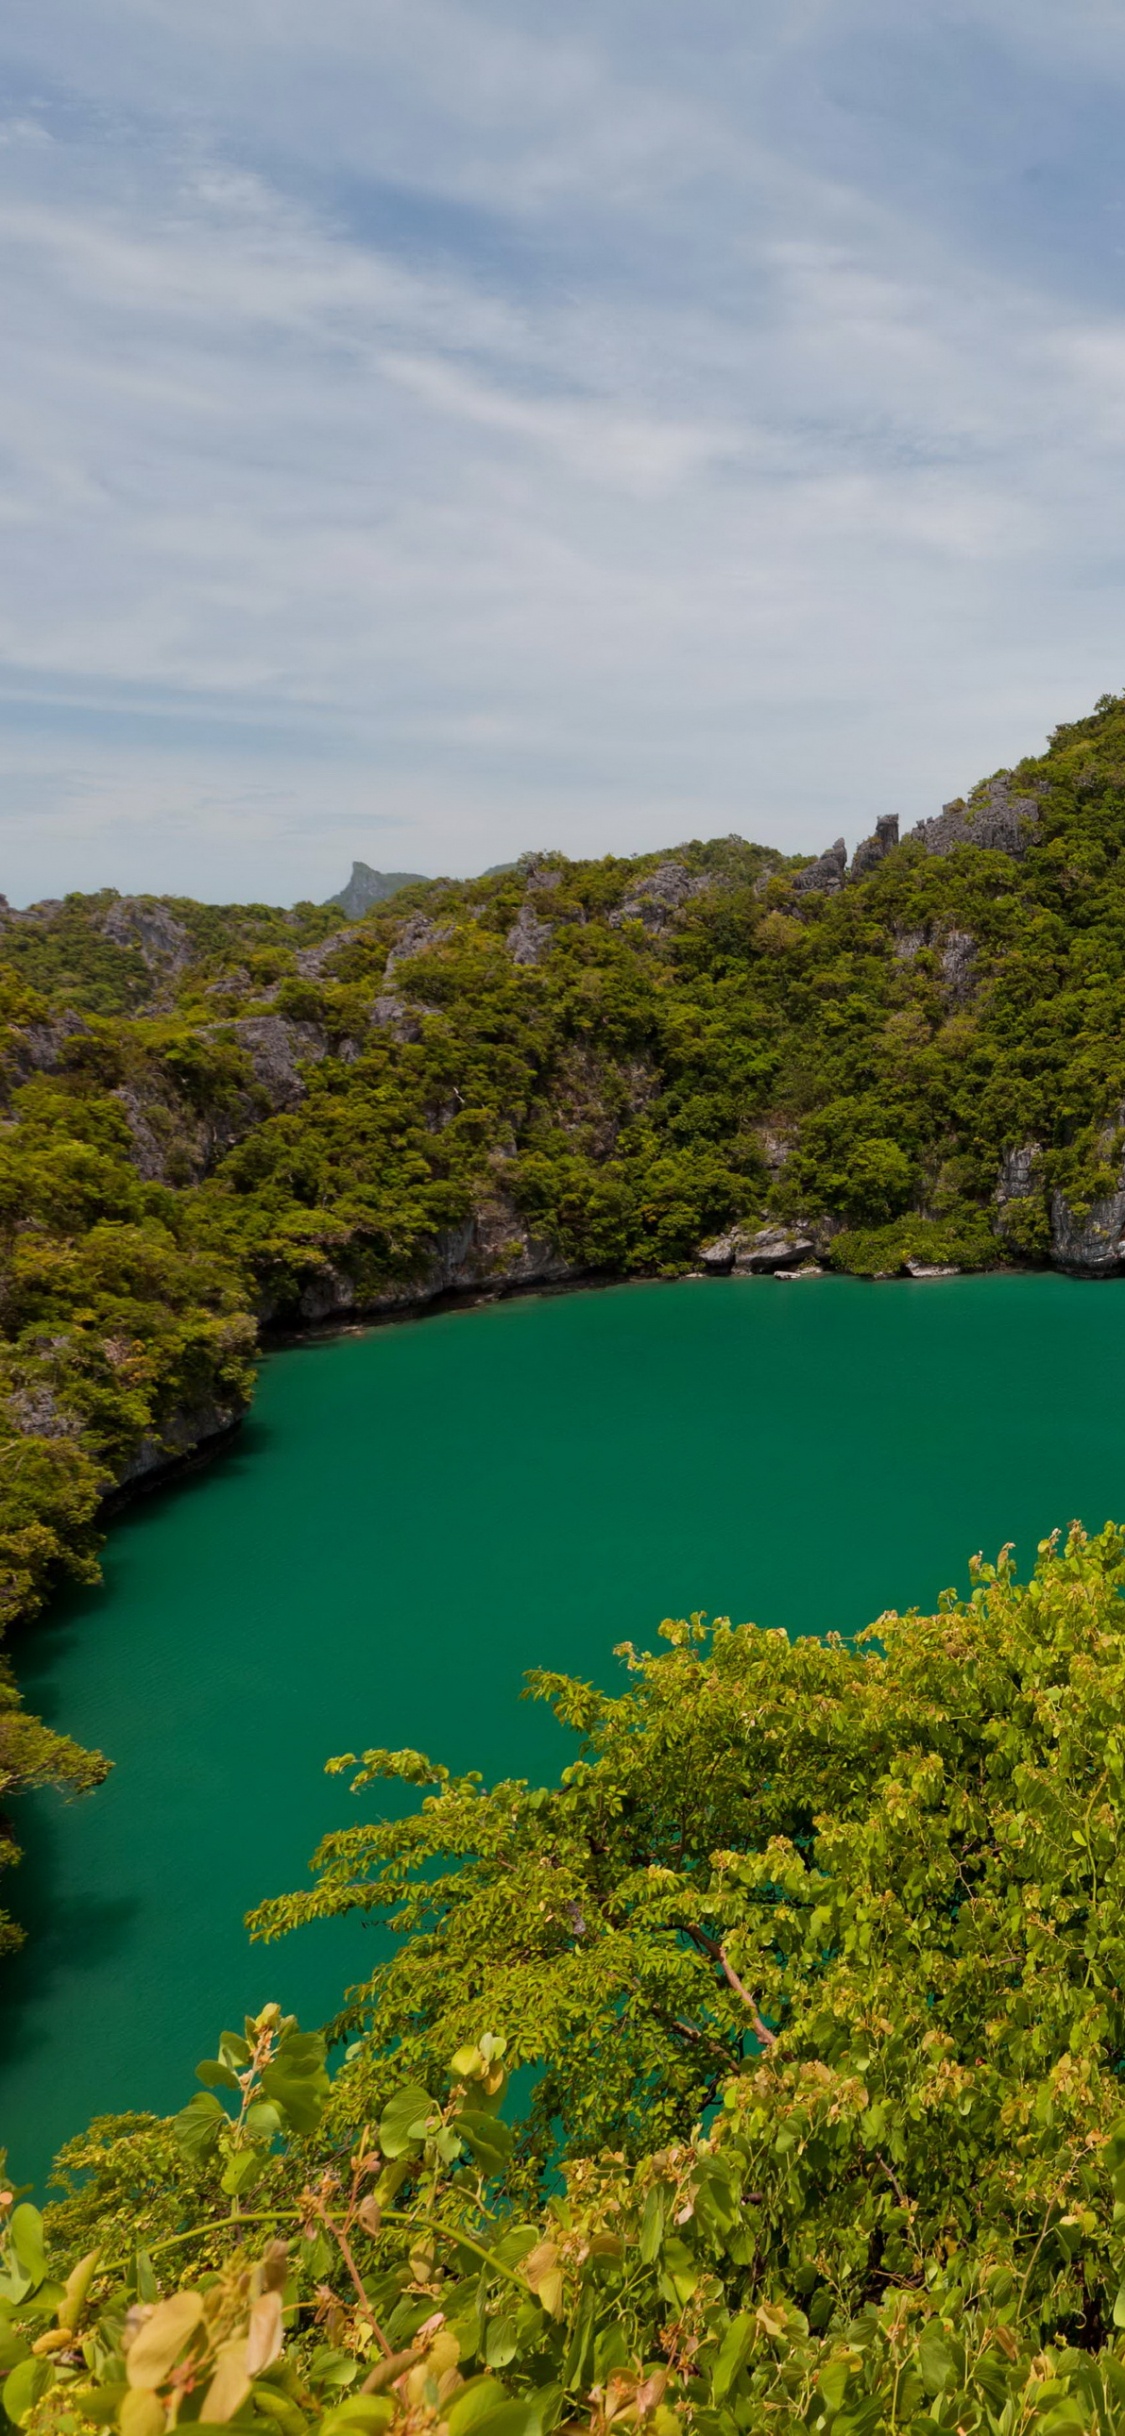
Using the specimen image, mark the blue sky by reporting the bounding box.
[3,1,1125,902]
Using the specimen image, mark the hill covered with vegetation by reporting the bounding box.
[6,689,1125,1945]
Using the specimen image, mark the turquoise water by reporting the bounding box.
[3,1271,1125,2187]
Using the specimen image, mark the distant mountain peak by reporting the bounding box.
[326,861,429,917]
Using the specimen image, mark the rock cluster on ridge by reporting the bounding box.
[791,772,1043,895]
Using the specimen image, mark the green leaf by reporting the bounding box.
[276,2030,327,2072]
[308,2349,359,2391]
[465,2403,537,2436]
[261,2052,330,2135]
[818,2360,854,2413]
[69,2386,129,2426]
[196,2058,241,2091]
[173,2090,226,2162]
[455,2109,513,2173]
[221,2145,264,2196]
[0,2327,29,2377]
[245,2099,283,2137]
[918,2335,954,2398]
[639,2187,664,2266]
[484,2316,518,2369]
[378,2082,440,2159]
[319,2405,395,2436]
[712,2313,755,2403]
[9,2207,47,2289]
[219,2032,252,2071]
[12,2282,65,2321]
[447,2380,516,2436]
[3,2355,54,2428]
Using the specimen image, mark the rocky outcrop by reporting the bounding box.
[699,1223,822,1274]
[506,902,554,965]
[849,815,900,881]
[940,928,978,1005]
[100,898,193,977]
[370,992,425,1043]
[227,1015,329,1110]
[5,1011,94,1079]
[788,773,1039,902]
[327,863,429,918]
[263,1195,579,1331]
[994,1136,1125,1277]
[998,1143,1043,1203]
[114,1394,247,1492]
[792,840,847,896]
[1050,1186,1125,1278]
[609,863,708,929]
[912,774,1041,860]
[295,927,364,980]
[5,1382,81,1438]
[384,914,452,977]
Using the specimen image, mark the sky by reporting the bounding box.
[3,2,1125,904]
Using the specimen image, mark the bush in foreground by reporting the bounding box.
[9,1524,1125,2431]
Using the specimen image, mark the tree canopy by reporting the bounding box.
[10,1528,1125,2436]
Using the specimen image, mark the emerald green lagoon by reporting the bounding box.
[3,1272,1124,2186]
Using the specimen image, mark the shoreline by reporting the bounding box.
[98,1249,1059,1513]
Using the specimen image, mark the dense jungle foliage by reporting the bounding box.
[8,1526,1125,2436]
[7,690,1125,1944]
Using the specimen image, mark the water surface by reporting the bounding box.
[3,1272,1124,2185]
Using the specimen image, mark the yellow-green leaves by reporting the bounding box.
[199,2334,251,2422]
[124,2290,203,2387]
[521,2242,563,2318]
[377,2082,440,2159]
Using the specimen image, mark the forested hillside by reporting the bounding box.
[5,690,1125,1949]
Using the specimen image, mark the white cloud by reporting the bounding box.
[0,1,1124,898]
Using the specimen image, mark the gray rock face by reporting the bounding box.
[265,1193,577,1329]
[698,1232,741,1273]
[327,862,429,918]
[995,1133,1125,1276]
[609,862,708,929]
[912,774,1041,859]
[905,1258,960,1279]
[792,840,847,896]
[384,914,451,977]
[295,927,365,980]
[849,815,900,882]
[940,928,978,1004]
[736,1225,818,1272]
[699,1224,820,1274]
[298,1265,358,1323]
[100,898,193,975]
[6,1383,81,1438]
[7,1012,93,1077]
[370,992,424,1043]
[506,902,554,965]
[998,1142,1042,1201]
[116,1394,246,1489]
[1050,1187,1125,1278]
[228,1014,329,1109]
